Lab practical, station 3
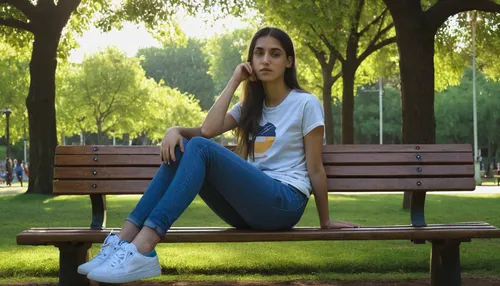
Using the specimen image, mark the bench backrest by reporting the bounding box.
[53,144,474,228]
[54,144,475,195]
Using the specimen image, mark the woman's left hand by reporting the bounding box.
[320,220,360,229]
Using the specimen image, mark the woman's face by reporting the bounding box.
[251,36,292,83]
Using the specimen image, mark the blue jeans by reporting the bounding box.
[126,136,308,237]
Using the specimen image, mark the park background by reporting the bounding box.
[1,0,500,284]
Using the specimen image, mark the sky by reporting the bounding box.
[68,13,253,63]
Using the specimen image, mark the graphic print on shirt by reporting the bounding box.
[253,122,276,158]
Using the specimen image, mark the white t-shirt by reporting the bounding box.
[228,89,325,197]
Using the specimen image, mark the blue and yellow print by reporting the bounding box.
[253,122,276,158]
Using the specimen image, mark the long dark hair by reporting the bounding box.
[236,27,303,160]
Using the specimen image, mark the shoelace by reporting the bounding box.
[94,230,116,262]
[94,242,115,262]
[108,244,131,268]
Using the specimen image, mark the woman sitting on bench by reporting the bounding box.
[79,26,359,283]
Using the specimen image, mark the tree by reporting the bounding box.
[126,78,206,145]
[469,12,500,81]
[382,0,500,208]
[0,0,247,194]
[203,28,253,95]
[354,85,401,144]
[0,42,30,144]
[256,0,396,144]
[435,68,500,173]
[65,47,148,144]
[55,62,92,145]
[138,38,216,110]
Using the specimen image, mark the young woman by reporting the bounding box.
[80,27,358,283]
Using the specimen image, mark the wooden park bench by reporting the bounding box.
[17,143,500,286]
[493,169,500,185]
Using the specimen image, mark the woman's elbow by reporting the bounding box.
[200,126,217,139]
[307,164,325,177]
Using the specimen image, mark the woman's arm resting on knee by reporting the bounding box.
[172,113,238,140]
[304,126,359,229]
[164,114,237,162]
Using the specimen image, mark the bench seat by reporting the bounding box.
[17,223,500,245]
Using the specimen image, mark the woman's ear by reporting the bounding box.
[286,56,293,68]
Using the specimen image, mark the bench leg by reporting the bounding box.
[90,194,107,229]
[410,192,427,227]
[430,240,462,286]
[56,243,92,286]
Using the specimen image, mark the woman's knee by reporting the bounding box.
[185,136,213,151]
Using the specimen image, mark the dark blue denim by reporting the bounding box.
[126,137,308,237]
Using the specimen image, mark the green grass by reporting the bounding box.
[1,193,499,282]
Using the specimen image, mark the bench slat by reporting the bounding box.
[26,222,493,230]
[322,153,472,165]
[53,177,475,195]
[322,144,472,153]
[54,165,474,180]
[55,144,473,155]
[324,165,474,178]
[17,224,500,245]
[54,153,473,167]
[327,178,475,191]
[54,180,149,194]
[56,146,160,155]
[55,155,160,166]
[54,167,159,179]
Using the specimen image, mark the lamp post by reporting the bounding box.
[378,77,383,145]
[1,108,13,159]
[78,116,86,146]
[470,11,481,185]
[23,120,27,163]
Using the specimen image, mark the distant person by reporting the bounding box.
[22,161,29,178]
[5,158,12,187]
[14,159,24,187]
[79,27,359,284]
[0,164,5,185]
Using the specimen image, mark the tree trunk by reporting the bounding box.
[386,3,436,209]
[25,30,61,194]
[341,66,356,144]
[322,77,335,144]
[97,122,103,145]
[398,34,435,144]
[141,132,149,145]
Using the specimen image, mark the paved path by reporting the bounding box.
[0,185,27,195]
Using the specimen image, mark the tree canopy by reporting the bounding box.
[138,39,216,110]
[0,0,248,194]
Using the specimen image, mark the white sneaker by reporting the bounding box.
[87,242,161,283]
[77,233,120,275]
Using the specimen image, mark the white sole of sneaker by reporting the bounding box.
[77,266,89,275]
[87,265,161,283]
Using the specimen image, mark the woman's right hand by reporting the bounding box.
[161,127,184,164]
[232,62,256,84]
